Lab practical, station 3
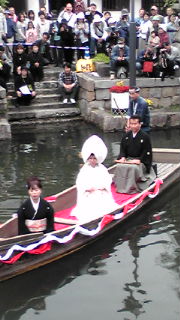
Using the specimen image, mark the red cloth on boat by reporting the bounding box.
[54,184,138,230]
[1,243,52,264]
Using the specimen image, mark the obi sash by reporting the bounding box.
[25,218,47,232]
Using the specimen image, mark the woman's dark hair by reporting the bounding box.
[104,11,111,16]
[28,10,35,18]
[27,21,35,29]
[151,30,158,36]
[38,11,45,17]
[18,12,25,21]
[26,177,42,190]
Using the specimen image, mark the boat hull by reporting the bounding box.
[0,151,180,282]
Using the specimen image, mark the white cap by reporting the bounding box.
[81,135,108,164]
[93,14,102,23]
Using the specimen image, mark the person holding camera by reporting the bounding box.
[159,42,180,80]
[109,37,129,80]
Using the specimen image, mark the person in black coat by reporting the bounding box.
[49,20,63,67]
[113,115,156,194]
[28,43,44,81]
[14,66,36,106]
[59,19,75,64]
[13,43,28,76]
[17,176,54,235]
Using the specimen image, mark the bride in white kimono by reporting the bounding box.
[71,135,119,223]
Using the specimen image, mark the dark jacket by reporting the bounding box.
[111,44,129,61]
[28,51,44,66]
[14,73,35,93]
[13,52,28,73]
[117,129,153,173]
[59,24,74,46]
[6,17,16,38]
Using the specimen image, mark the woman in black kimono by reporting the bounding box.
[17,176,54,235]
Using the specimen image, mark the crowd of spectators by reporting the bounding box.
[0,2,180,105]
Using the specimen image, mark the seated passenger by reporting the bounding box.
[17,176,54,235]
[113,115,156,194]
[70,135,119,223]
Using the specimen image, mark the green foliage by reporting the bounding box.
[163,0,177,8]
[0,0,9,8]
[92,53,110,64]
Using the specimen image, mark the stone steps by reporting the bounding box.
[7,81,60,98]
[8,100,77,111]
[8,93,62,107]
[8,106,81,122]
[6,66,81,124]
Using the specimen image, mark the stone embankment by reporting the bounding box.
[78,73,180,132]
[0,65,180,139]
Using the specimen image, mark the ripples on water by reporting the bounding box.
[0,123,179,320]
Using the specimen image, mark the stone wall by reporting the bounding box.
[0,87,11,140]
[77,73,180,131]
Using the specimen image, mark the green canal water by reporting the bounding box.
[0,123,179,320]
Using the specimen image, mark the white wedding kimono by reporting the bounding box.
[71,163,119,223]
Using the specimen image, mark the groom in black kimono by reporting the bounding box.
[114,115,156,194]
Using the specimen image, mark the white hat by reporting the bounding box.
[93,14,102,23]
[81,135,108,164]
[77,12,85,19]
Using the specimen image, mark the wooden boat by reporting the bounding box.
[0,148,179,282]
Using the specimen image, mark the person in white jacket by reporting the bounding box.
[138,12,152,53]
[90,14,107,57]
[0,7,7,44]
[58,2,77,29]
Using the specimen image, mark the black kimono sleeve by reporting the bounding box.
[17,200,31,235]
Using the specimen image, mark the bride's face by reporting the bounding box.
[88,154,98,167]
